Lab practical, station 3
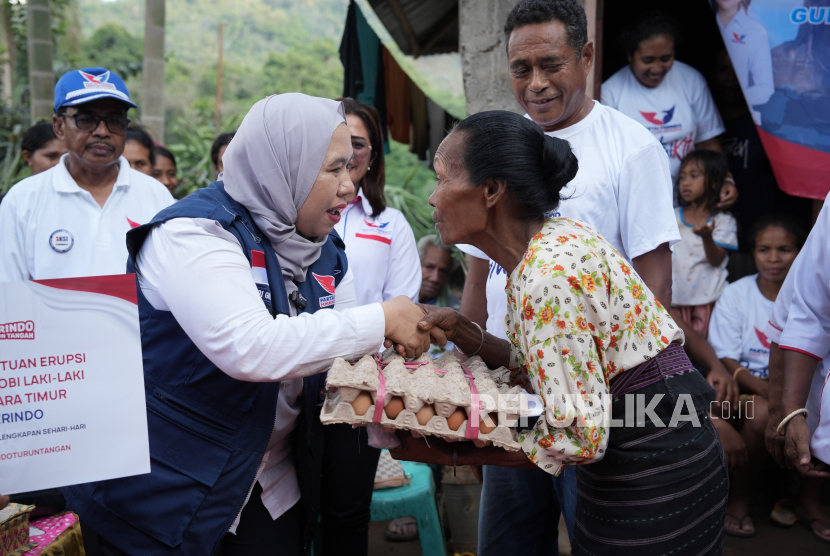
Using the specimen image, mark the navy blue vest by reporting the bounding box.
[62,183,347,555]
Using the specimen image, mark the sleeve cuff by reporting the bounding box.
[765,321,782,345]
[778,345,823,361]
[713,241,738,251]
[349,303,387,359]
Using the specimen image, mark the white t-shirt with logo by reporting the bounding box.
[0,154,174,281]
[601,61,726,183]
[459,101,680,340]
[708,274,773,379]
[671,207,738,306]
[333,189,421,306]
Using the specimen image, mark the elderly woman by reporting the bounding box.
[62,94,431,556]
[395,110,728,555]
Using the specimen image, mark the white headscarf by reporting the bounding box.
[223,93,346,293]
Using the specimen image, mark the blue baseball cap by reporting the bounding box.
[54,67,137,112]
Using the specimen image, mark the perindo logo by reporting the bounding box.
[0,321,35,340]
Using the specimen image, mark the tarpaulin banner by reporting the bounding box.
[712,0,830,200]
[0,274,150,494]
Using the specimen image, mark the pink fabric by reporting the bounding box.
[675,302,716,338]
[462,364,480,440]
[28,512,76,555]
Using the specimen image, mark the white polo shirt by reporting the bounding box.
[0,154,174,281]
[717,8,774,121]
[776,196,830,463]
[333,189,421,305]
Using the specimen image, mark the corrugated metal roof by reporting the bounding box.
[367,0,459,57]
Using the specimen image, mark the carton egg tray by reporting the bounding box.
[320,349,531,451]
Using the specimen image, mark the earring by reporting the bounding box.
[367,166,371,170]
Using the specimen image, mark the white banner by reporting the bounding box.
[0,275,149,494]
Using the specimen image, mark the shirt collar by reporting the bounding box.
[346,188,374,217]
[52,153,133,194]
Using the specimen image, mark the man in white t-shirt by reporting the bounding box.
[459,2,686,555]
[0,67,173,282]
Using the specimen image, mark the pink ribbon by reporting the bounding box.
[462,364,480,439]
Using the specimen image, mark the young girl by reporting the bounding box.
[672,150,738,336]
[707,214,806,537]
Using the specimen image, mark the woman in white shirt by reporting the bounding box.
[61,93,431,556]
[708,214,805,538]
[322,98,421,554]
[601,13,737,206]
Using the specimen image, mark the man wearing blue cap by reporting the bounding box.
[0,67,173,282]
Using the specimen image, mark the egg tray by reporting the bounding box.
[320,349,531,451]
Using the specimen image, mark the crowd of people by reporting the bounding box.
[0,0,828,554]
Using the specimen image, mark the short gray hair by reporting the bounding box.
[417,234,453,261]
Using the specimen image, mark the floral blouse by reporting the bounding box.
[505,218,684,475]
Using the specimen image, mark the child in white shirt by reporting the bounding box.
[672,150,738,336]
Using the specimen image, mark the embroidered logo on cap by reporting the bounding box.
[49,230,74,253]
[79,70,116,90]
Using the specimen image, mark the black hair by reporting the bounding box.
[679,150,729,213]
[504,0,588,57]
[747,214,807,252]
[337,97,386,218]
[21,122,58,154]
[211,132,235,168]
[624,13,682,58]
[449,110,578,219]
[155,145,177,168]
[126,125,156,166]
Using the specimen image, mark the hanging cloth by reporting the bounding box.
[383,47,411,144]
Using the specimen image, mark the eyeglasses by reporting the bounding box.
[60,113,131,135]
[352,138,372,160]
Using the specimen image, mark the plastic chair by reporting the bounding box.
[370,458,445,555]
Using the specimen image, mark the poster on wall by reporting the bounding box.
[711,0,830,200]
[0,275,149,495]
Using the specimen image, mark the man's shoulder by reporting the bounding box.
[126,170,175,203]
[1,169,54,208]
[591,102,663,151]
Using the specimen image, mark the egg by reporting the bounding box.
[415,404,435,425]
[447,408,467,431]
[479,413,498,434]
[385,397,405,419]
[351,391,373,416]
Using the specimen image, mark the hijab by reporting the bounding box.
[223,93,346,294]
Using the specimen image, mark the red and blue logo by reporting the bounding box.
[79,70,116,90]
[732,32,746,45]
[754,327,771,349]
[639,105,676,126]
[363,219,390,229]
[312,273,336,295]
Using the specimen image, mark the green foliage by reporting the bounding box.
[80,23,143,78]
[261,39,343,99]
[0,121,25,196]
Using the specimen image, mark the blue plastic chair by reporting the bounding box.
[370,457,446,555]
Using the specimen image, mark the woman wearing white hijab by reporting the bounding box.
[62,94,431,556]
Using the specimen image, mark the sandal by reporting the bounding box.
[792,509,830,545]
[385,516,418,542]
[770,498,798,527]
[723,513,756,538]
